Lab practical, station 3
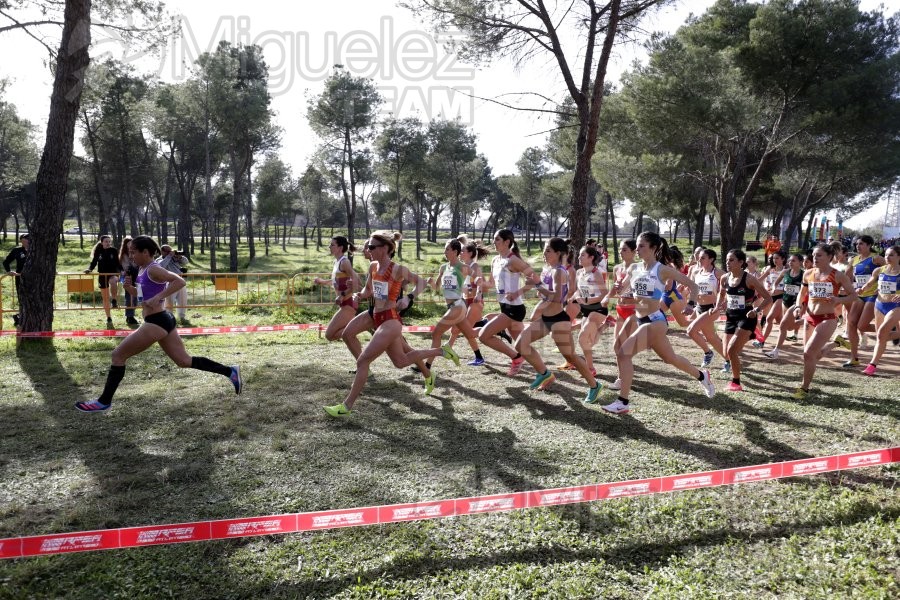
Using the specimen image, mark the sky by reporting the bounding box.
[1,0,898,230]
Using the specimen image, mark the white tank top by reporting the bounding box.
[694,268,718,297]
[492,254,523,306]
[577,267,605,299]
[631,262,666,301]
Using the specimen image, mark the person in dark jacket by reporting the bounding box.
[84,235,121,327]
[3,233,29,327]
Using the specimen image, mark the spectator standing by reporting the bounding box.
[157,244,190,323]
[85,235,122,327]
[119,236,139,326]
[3,233,29,327]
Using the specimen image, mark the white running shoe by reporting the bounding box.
[699,369,716,398]
[764,348,779,360]
[607,378,622,391]
[601,399,630,414]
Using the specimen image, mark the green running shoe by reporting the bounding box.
[424,372,436,396]
[324,403,351,417]
[441,345,460,366]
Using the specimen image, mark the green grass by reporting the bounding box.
[0,312,897,598]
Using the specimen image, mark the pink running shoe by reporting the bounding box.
[507,356,525,376]
[726,381,744,392]
[862,364,877,376]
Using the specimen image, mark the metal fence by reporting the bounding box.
[0,271,472,329]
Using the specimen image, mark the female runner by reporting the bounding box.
[606,239,638,391]
[717,249,772,392]
[862,245,900,375]
[325,232,459,416]
[513,238,602,403]
[763,253,805,360]
[478,229,539,376]
[837,235,885,367]
[791,243,858,399]
[447,237,490,363]
[686,248,727,368]
[571,245,609,377]
[425,238,484,368]
[753,250,787,348]
[313,236,360,342]
[75,236,242,412]
[602,232,714,415]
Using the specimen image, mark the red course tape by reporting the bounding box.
[1,447,896,560]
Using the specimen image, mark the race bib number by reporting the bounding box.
[373,280,389,301]
[767,274,778,288]
[632,277,652,298]
[442,275,457,291]
[579,285,591,298]
[726,294,745,310]
[855,274,871,289]
[879,279,898,295]
[698,282,713,296]
[784,284,800,296]
[810,282,831,299]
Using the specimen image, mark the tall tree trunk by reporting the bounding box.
[204,82,217,272]
[569,0,621,250]
[82,110,111,235]
[245,160,255,264]
[607,192,618,264]
[21,0,91,334]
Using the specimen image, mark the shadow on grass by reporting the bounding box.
[9,341,232,527]
[285,495,900,596]
[336,378,560,499]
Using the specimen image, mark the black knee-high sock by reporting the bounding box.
[190,356,232,377]
[474,349,483,360]
[98,365,126,405]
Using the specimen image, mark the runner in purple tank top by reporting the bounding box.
[75,235,243,413]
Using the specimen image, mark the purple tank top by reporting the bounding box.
[136,265,167,301]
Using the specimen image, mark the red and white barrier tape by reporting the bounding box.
[1,447,895,560]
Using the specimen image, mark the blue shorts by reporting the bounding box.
[637,310,668,325]
[861,295,877,304]
[876,300,900,315]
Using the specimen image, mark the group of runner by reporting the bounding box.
[316,229,900,416]
[75,230,900,416]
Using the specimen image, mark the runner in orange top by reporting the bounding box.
[791,243,858,399]
[324,232,461,417]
